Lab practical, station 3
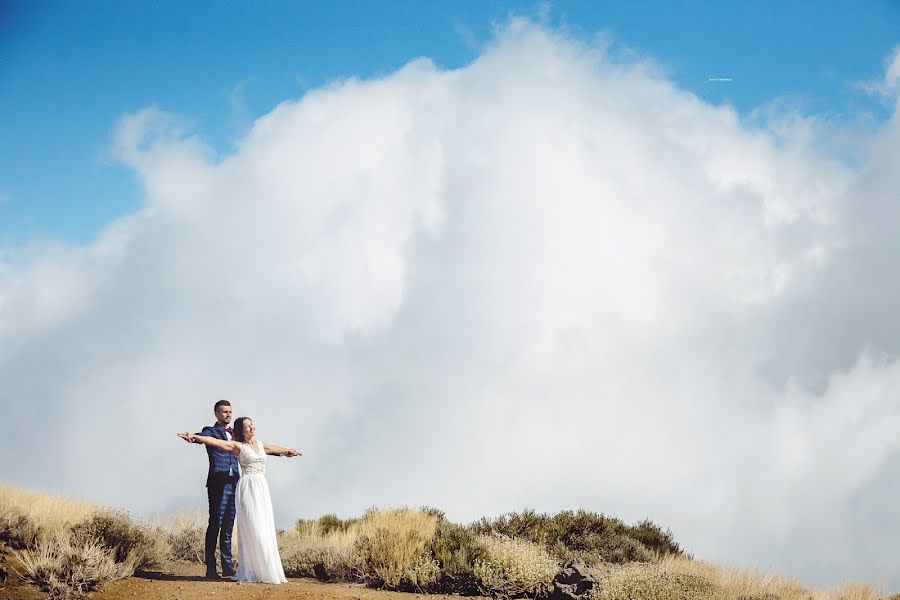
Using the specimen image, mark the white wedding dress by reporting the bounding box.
[233,440,287,584]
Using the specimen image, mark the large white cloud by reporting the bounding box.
[3,20,900,590]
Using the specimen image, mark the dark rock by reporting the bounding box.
[437,572,482,596]
[549,560,600,600]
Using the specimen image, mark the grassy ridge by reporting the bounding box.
[1,482,896,600]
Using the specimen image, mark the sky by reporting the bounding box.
[2,0,900,592]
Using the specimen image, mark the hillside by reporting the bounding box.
[1,483,895,600]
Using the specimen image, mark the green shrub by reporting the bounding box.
[316,514,358,535]
[628,519,683,558]
[425,521,486,594]
[419,506,448,522]
[473,509,680,565]
[430,521,486,575]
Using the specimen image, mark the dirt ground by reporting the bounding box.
[0,548,45,600]
[2,557,483,600]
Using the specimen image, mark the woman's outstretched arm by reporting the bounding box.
[262,441,302,457]
[177,432,241,456]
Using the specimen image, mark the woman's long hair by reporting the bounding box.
[232,416,251,443]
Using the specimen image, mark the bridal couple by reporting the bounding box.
[177,400,301,584]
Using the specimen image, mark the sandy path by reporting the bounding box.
[90,561,478,600]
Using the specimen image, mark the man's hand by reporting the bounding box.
[283,448,302,457]
[177,432,196,443]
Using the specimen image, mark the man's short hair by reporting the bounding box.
[214,399,231,411]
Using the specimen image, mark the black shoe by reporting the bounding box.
[205,571,220,580]
[222,568,237,578]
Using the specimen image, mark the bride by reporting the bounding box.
[178,417,301,584]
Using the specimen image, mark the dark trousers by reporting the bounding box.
[205,477,237,574]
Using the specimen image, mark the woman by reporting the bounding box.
[178,417,301,584]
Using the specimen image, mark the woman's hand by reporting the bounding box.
[283,448,302,457]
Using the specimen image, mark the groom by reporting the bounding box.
[195,399,240,579]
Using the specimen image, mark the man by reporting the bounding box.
[195,399,240,579]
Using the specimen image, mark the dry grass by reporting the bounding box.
[0,482,100,548]
[474,534,559,597]
[355,507,440,590]
[150,508,207,563]
[1,483,169,597]
[280,508,441,590]
[279,519,364,580]
[3,483,895,600]
[662,554,891,600]
[590,556,892,600]
[15,531,137,599]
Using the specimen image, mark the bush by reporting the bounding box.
[280,538,333,580]
[474,534,559,598]
[70,511,167,571]
[628,519,683,558]
[0,509,42,549]
[355,507,439,590]
[473,509,679,565]
[405,553,442,591]
[431,521,486,575]
[279,520,363,581]
[316,513,359,535]
[16,532,137,599]
[166,525,204,563]
[154,509,206,563]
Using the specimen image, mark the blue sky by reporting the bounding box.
[0,0,897,245]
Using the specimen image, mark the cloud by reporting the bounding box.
[856,45,900,101]
[3,19,900,589]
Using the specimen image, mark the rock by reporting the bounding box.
[549,560,600,600]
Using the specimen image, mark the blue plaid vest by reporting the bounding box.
[196,424,241,486]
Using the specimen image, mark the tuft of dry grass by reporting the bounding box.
[355,507,440,590]
[15,531,137,599]
[474,534,559,598]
